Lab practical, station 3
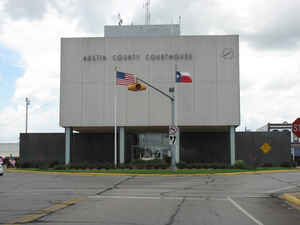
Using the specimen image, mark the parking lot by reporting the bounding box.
[1,171,300,225]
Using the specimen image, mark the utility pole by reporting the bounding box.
[25,97,30,133]
[169,87,177,172]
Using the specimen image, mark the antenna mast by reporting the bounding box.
[144,0,150,25]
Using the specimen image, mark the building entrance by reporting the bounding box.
[130,133,170,161]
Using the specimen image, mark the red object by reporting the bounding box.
[116,71,136,86]
[176,71,192,83]
[292,118,300,138]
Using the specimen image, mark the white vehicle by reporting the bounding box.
[0,163,3,176]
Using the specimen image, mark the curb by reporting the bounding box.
[282,193,300,206]
[5,168,300,177]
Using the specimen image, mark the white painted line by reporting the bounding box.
[227,196,264,225]
[88,195,227,201]
[90,195,162,200]
[264,186,297,193]
[246,195,271,198]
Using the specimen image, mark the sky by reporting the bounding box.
[0,0,300,142]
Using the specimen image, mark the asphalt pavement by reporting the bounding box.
[1,171,300,225]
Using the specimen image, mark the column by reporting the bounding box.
[119,127,125,164]
[230,126,236,165]
[65,127,72,165]
[175,127,180,163]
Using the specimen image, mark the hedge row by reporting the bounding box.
[16,159,297,170]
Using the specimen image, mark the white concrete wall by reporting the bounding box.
[60,35,240,128]
[104,24,180,37]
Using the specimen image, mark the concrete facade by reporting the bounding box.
[60,35,240,130]
[105,24,180,37]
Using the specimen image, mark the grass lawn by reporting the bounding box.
[9,167,300,175]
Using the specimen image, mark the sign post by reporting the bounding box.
[169,88,177,172]
[292,118,300,138]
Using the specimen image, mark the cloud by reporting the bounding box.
[4,0,47,20]
[238,42,300,130]
[131,0,300,50]
[1,0,300,140]
[3,0,139,34]
[51,0,140,33]
[0,4,86,141]
[242,0,300,50]
[4,0,300,50]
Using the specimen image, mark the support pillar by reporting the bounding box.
[175,127,180,163]
[119,127,125,164]
[65,127,72,165]
[230,126,236,165]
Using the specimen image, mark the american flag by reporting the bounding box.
[116,71,136,86]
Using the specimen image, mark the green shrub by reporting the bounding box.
[49,161,59,168]
[233,160,247,169]
[130,159,168,169]
[69,163,85,170]
[119,164,131,169]
[176,162,229,169]
[280,161,296,168]
[38,162,50,169]
[53,164,66,170]
[211,163,228,169]
[17,161,31,168]
[261,162,273,167]
[176,162,187,169]
[102,162,115,169]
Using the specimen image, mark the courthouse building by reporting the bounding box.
[60,24,240,165]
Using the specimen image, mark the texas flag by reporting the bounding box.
[176,71,192,83]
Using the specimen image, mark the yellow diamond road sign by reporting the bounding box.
[260,142,271,154]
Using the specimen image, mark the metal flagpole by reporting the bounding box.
[114,67,118,167]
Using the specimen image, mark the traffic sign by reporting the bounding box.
[169,135,176,145]
[292,118,300,138]
[169,126,178,135]
[260,142,271,154]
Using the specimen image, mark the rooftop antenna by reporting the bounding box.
[118,13,123,26]
[144,0,150,25]
[178,16,181,34]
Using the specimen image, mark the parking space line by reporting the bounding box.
[88,195,227,201]
[4,196,84,225]
[227,196,264,225]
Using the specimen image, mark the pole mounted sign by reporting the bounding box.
[292,118,300,138]
[169,126,178,145]
[169,126,177,135]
